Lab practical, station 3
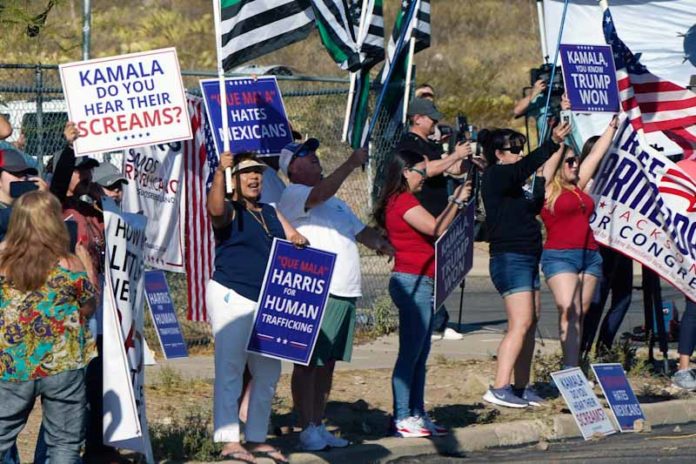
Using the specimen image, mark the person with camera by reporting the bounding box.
[373,149,472,437]
[207,151,306,463]
[396,98,473,340]
[479,121,570,408]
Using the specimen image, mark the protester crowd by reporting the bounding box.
[0,79,695,463]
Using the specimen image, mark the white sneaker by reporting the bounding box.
[394,416,431,438]
[442,328,464,340]
[318,424,349,448]
[431,332,443,341]
[299,423,328,451]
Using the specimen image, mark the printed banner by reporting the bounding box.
[551,368,616,440]
[590,120,696,296]
[434,201,475,310]
[122,142,185,272]
[247,239,336,365]
[102,204,154,462]
[59,48,191,155]
[200,76,292,157]
[591,363,645,432]
[559,44,619,112]
[144,270,188,359]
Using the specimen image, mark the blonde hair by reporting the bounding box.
[545,146,575,215]
[0,191,70,291]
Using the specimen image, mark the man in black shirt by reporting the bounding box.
[395,98,473,340]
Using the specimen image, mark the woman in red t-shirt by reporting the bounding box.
[540,116,618,368]
[373,150,471,438]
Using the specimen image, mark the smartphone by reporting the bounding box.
[9,180,39,199]
[560,109,572,125]
[65,220,78,253]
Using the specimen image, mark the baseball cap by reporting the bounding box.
[93,162,128,188]
[230,158,268,175]
[407,98,443,121]
[278,138,320,176]
[0,148,39,175]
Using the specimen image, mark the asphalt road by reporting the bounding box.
[386,422,696,463]
[442,276,684,344]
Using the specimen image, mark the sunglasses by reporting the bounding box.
[408,167,427,178]
[501,145,524,155]
[565,157,578,167]
[419,92,435,99]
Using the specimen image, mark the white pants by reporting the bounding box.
[207,280,281,443]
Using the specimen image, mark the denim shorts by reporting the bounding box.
[489,252,541,297]
[541,248,603,280]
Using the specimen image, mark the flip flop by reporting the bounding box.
[250,447,289,464]
[220,450,257,463]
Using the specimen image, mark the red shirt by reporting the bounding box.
[385,192,435,278]
[541,187,598,250]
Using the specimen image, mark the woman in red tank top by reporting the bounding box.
[540,116,618,368]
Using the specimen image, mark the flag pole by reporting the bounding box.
[212,0,233,193]
[536,0,549,62]
[363,0,419,146]
[401,36,416,123]
[342,0,371,142]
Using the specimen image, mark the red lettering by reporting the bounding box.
[143,109,161,127]
[102,116,116,134]
[124,163,134,179]
[116,114,128,132]
[76,121,89,137]
[90,118,103,135]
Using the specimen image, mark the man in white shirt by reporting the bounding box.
[278,138,393,451]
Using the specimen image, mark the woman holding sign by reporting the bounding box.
[479,122,570,409]
[539,116,618,369]
[374,150,471,438]
[206,152,306,463]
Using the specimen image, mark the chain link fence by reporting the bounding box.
[0,63,395,330]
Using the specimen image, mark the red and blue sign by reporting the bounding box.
[199,76,293,157]
[434,200,475,310]
[144,270,188,359]
[591,363,645,432]
[247,239,336,365]
[559,44,620,112]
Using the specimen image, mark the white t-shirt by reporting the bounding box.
[261,167,286,206]
[278,184,365,297]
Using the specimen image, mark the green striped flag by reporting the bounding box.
[219,0,315,71]
[312,0,361,71]
[381,0,430,84]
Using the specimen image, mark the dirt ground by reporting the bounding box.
[14,355,693,462]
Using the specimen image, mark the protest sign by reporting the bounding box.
[122,141,185,272]
[590,119,696,296]
[559,44,619,112]
[200,76,292,157]
[591,363,645,432]
[102,204,154,462]
[247,239,336,365]
[551,367,616,440]
[144,270,188,359]
[60,48,191,155]
[434,200,475,310]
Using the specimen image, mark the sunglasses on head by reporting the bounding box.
[408,167,427,178]
[565,157,578,166]
[501,145,523,155]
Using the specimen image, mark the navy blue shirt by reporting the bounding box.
[212,202,285,301]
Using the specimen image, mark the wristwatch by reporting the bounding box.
[448,195,465,209]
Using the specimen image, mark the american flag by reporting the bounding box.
[603,8,696,159]
[183,95,216,322]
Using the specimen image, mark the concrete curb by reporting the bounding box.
[271,399,696,463]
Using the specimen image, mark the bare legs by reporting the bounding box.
[494,291,538,389]
[292,361,336,428]
[547,272,598,367]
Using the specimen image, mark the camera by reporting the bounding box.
[530,63,564,96]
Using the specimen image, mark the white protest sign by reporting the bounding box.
[102,204,154,463]
[60,48,192,155]
[122,141,185,272]
[551,367,616,440]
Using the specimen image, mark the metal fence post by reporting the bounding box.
[35,64,45,174]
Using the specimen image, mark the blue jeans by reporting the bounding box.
[0,369,86,464]
[678,297,696,357]
[390,272,434,421]
[581,246,633,354]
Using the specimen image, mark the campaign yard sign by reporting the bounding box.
[591,363,645,432]
[434,200,475,310]
[60,48,191,155]
[144,270,188,359]
[551,367,616,440]
[247,239,336,365]
[200,76,292,157]
[559,44,619,112]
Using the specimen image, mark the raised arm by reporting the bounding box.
[305,148,366,209]
[542,143,567,188]
[513,80,546,118]
[50,122,78,202]
[578,116,619,191]
[207,152,234,228]
[403,181,472,237]
[424,141,472,177]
